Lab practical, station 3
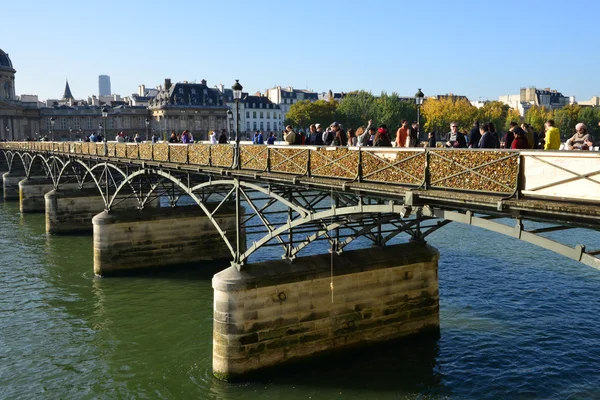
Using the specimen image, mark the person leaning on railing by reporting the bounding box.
[566,123,594,150]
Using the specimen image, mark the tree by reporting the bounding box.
[421,97,478,136]
[477,101,510,131]
[576,106,600,142]
[374,92,418,132]
[525,105,551,133]
[504,108,522,131]
[285,99,337,129]
[335,91,377,129]
[553,104,580,139]
[334,91,418,132]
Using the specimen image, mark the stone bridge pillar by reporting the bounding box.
[212,242,440,381]
[3,171,26,201]
[92,204,240,276]
[19,177,56,213]
[44,188,156,234]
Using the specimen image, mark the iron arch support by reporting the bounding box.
[240,203,413,265]
[424,208,600,270]
[288,214,403,259]
[108,169,237,260]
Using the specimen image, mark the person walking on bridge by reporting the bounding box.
[284,125,296,145]
[445,122,467,148]
[544,119,560,150]
[468,120,480,148]
[395,120,409,147]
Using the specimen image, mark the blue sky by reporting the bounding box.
[3,0,598,102]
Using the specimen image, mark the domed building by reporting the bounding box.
[0,48,16,100]
[0,48,41,140]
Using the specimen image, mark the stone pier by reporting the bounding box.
[44,188,153,234]
[3,171,26,201]
[92,204,239,276]
[212,242,440,381]
[19,177,56,213]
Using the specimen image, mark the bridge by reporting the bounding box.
[1,141,599,380]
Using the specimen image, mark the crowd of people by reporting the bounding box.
[258,118,596,151]
[18,119,594,151]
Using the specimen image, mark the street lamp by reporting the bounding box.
[415,88,425,141]
[101,107,108,139]
[145,118,150,142]
[5,126,8,141]
[78,127,83,140]
[232,79,243,144]
[50,117,55,141]
[226,109,233,140]
[69,127,73,142]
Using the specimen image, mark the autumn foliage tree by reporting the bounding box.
[477,101,510,131]
[421,97,478,136]
[524,105,552,133]
[504,108,523,131]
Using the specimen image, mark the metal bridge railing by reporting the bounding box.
[1,141,577,198]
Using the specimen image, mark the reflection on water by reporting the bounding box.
[0,199,599,399]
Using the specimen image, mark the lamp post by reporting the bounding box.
[415,88,424,141]
[145,118,150,142]
[5,126,8,141]
[231,79,243,267]
[50,117,55,141]
[101,107,108,139]
[78,128,83,141]
[232,80,243,144]
[226,109,233,141]
[69,127,73,142]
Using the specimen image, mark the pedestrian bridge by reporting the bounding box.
[1,141,599,380]
[1,141,599,269]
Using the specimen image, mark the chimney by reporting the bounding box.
[138,84,146,96]
[164,78,172,91]
[201,79,207,85]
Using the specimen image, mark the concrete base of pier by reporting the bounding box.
[3,172,26,201]
[92,204,239,276]
[44,188,152,234]
[211,242,440,381]
[19,177,56,213]
[0,168,7,195]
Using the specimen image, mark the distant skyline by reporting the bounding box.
[3,0,599,102]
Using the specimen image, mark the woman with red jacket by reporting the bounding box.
[511,129,529,149]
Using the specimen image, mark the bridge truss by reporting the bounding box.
[1,145,599,270]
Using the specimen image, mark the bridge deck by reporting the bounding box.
[1,142,599,228]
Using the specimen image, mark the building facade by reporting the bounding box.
[39,105,149,141]
[265,86,318,122]
[0,48,42,140]
[148,79,229,140]
[499,87,574,117]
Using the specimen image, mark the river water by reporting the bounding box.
[1,198,599,399]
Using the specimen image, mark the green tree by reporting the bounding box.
[285,99,337,129]
[477,101,510,131]
[577,106,600,142]
[335,91,378,129]
[374,92,418,132]
[553,104,580,139]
